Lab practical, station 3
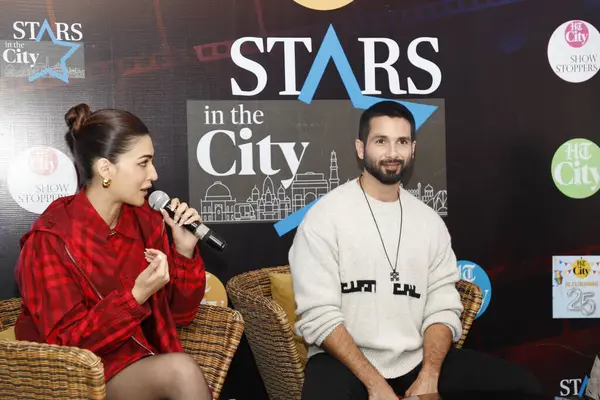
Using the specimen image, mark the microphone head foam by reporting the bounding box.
[148,190,170,211]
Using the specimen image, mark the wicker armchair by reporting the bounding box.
[0,297,244,400]
[226,265,483,400]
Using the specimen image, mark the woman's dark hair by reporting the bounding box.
[64,104,150,183]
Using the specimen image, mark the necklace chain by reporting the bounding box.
[359,175,403,282]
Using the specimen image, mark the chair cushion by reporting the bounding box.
[269,272,308,367]
[0,326,16,341]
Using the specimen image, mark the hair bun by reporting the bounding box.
[65,103,92,135]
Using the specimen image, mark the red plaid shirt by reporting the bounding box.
[14,189,206,382]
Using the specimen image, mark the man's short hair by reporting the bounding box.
[358,101,416,143]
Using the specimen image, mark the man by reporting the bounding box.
[288,101,540,400]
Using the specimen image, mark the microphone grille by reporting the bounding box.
[148,190,170,211]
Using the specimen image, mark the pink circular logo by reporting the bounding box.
[28,148,58,175]
[564,20,589,48]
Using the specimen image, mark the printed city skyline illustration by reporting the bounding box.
[198,150,448,223]
[187,99,448,226]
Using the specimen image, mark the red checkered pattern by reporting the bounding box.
[14,190,206,382]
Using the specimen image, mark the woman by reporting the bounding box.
[14,104,212,400]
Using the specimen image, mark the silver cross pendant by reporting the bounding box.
[390,271,400,282]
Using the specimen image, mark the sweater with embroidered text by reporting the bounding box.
[289,179,464,378]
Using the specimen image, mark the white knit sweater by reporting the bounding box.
[289,179,464,379]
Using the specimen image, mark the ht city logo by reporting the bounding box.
[2,19,83,83]
[552,138,600,199]
[457,260,492,319]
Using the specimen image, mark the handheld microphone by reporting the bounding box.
[148,190,227,252]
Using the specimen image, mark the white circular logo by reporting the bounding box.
[7,147,78,214]
[548,20,600,83]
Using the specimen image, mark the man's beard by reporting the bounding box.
[363,153,413,185]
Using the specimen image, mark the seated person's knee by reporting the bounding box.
[168,353,205,380]
[162,353,210,398]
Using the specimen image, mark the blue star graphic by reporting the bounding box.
[274,25,438,236]
[28,19,81,84]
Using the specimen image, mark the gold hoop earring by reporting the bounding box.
[102,178,111,188]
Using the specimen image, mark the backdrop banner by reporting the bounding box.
[0,1,599,398]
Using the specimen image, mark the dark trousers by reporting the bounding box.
[301,348,541,400]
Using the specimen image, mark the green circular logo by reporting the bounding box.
[551,138,600,199]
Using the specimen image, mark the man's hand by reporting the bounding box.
[321,325,396,398]
[404,370,439,397]
[407,322,451,397]
[367,380,400,400]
